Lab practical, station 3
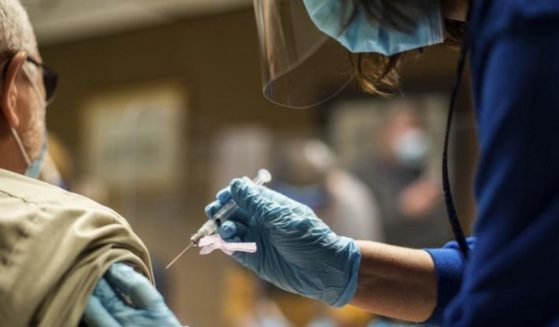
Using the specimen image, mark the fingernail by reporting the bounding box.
[224,224,234,233]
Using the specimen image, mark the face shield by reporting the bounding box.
[253,0,445,109]
[253,0,353,109]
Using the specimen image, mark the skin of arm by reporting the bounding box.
[350,241,437,323]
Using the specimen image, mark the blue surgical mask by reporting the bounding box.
[26,135,48,178]
[11,128,48,179]
[303,0,444,55]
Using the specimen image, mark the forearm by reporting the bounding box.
[349,241,437,323]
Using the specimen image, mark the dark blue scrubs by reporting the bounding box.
[426,1,559,325]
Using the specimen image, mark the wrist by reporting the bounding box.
[349,241,437,322]
[330,237,362,307]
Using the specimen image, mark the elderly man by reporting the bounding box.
[0,1,180,325]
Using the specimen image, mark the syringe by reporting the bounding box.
[166,169,272,269]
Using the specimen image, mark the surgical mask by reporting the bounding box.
[11,128,48,179]
[274,182,329,210]
[10,62,48,179]
[393,129,430,168]
[303,0,445,55]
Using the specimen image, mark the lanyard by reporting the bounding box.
[441,6,472,258]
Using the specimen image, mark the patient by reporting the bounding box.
[0,0,179,325]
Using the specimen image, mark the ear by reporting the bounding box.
[1,52,27,129]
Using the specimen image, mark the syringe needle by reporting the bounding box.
[166,243,194,269]
[167,171,271,270]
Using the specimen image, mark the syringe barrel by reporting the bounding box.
[191,169,272,245]
[212,201,238,221]
[190,201,238,244]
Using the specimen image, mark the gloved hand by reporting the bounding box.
[83,263,181,327]
[205,178,361,307]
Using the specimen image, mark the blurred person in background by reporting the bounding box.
[39,133,74,189]
[273,138,382,242]
[223,138,382,327]
[0,0,180,325]
[353,103,449,249]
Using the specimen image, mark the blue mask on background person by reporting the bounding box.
[303,0,444,55]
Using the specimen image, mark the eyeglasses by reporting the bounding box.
[26,57,58,105]
[1,55,59,105]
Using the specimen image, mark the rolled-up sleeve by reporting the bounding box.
[423,238,475,326]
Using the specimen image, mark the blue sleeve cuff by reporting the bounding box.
[422,238,475,325]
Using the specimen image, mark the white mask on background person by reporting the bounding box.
[10,61,48,179]
[393,129,430,168]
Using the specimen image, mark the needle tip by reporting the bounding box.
[165,243,194,269]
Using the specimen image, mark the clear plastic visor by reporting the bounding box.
[253,0,353,109]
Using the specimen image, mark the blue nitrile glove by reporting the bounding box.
[205,178,361,307]
[83,263,181,327]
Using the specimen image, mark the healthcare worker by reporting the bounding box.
[202,0,559,326]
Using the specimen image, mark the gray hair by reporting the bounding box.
[0,0,37,56]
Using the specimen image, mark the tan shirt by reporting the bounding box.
[0,169,153,326]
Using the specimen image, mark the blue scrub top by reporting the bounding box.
[426,1,559,326]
